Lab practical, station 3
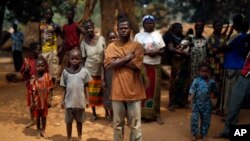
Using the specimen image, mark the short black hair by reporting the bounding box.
[199,63,210,70]
[29,42,40,52]
[117,18,130,28]
[67,7,75,15]
[83,19,94,28]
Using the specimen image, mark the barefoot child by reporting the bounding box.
[60,48,92,141]
[31,57,53,138]
[20,42,48,128]
[189,63,215,141]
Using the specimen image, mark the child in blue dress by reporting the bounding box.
[189,63,215,141]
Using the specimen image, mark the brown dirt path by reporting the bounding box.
[0,50,248,141]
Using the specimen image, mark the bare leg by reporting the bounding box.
[66,123,72,141]
[36,115,41,139]
[76,122,82,141]
[26,106,35,128]
[40,117,48,138]
[91,107,97,121]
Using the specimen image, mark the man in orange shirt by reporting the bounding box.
[104,18,146,141]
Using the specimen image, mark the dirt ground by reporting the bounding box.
[0,50,249,141]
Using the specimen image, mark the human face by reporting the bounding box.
[143,21,154,32]
[199,66,210,80]
[36,60,46,74]
[84,23,94,37]
[108,32,118,43]
[195,25,204,37]
[117,22,131,39]
[69,50,81,68]
[66,10,74,21]
[45,9,53,20]
[213,22,222,34]
[175,25,183,36]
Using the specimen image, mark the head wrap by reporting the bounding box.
[143,15,155,23]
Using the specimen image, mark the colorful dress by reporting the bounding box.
[134,31,165,119]
[190,37,207,80]
[207,33,226,109]
[40,21,60,79]
[31,73,53,117]
[80,36,105,106]
[189,77,215,136]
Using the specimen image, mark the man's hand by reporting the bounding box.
[126,52,135,61]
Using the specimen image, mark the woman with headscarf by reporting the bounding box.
[134,15,165,124]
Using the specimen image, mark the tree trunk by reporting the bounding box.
[100,0,117,39]
[0,0,7,42]
[117,0,139,35]
[80,0,97,24]
[100,0,139,39]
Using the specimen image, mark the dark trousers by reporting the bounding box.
[223,76,250,135]
[13,50,23,71]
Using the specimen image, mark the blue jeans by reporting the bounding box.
[222,76,250,135]
[112,100,142,141]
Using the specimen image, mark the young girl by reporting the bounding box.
[20,42,48,128]
[60,48,92,141]
[103,30,117,123]
[189,63,215,141]
[31,57,53,138]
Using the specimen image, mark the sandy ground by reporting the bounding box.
[0,50,249,141]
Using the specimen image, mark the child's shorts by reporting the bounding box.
[65,108,85,123]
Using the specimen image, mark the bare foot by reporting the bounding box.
[156,117,164,125]
[25,120,35,128]
[36,130,41,139]
[40,130,48,139]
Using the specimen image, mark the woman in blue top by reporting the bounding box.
[221,14,249,114]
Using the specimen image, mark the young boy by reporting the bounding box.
[189,63,215,141]
[31,57,53,139]
[60,48,92,141]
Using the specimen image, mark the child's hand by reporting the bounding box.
[86,104,89,108]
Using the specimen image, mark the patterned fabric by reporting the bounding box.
[11,31,23,51]
[169,57,190,107]
[40,21,59,53]
[31,73,53,110]
[190,37,207,80]
[207,34,226,76]
[88,76,103,106]
[189,77,214,136]
[141,64,161,119]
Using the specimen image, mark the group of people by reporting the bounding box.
[14,6,250,141]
